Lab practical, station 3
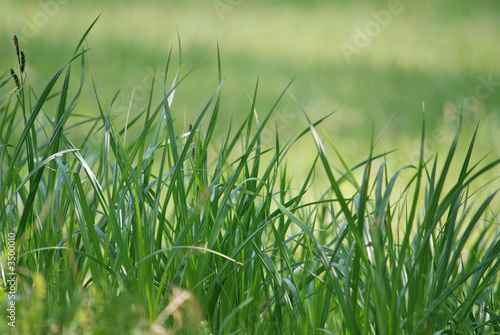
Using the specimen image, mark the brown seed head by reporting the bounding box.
[13,35,19,57]
[20,51,26,73]
[10,69,20,89]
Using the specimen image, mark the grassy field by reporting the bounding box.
[1,2,500,334]
[1,0,500,163]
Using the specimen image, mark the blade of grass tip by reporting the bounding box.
[250,113,263,184]
[201,42,223,157]
[323,129,361,191]
[376,164,410,226]
[72,15,100,56]
[425,123,480,257]
[373,113,394,147]
[244,77,259,146]
[423,114,462,230]
[336,151,397,186]
[162,46,173,96]
[287,91,334,135]
[276,111,334,173]
[220,104,248,161]
[457,122,479,182]
[294,95,368,265]
[162,72,197,163]
[217,41,222,84]
[165,30,182,108]
[139,65,160,189]
[150,66,170,147]
[461,158,500,190]
[374,159,387,222]
[251,76,294,144]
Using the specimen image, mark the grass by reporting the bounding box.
[1,21,500,334]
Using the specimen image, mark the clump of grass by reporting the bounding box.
[1,19,499,334]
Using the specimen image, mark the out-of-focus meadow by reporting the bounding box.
[2,0,500,171]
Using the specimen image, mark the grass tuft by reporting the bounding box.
[1,20,499,334]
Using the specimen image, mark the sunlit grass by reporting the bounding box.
[1,21,500,334]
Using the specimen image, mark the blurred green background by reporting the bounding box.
[1,0,500,171]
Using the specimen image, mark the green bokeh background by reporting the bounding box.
[1,0,499,170]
